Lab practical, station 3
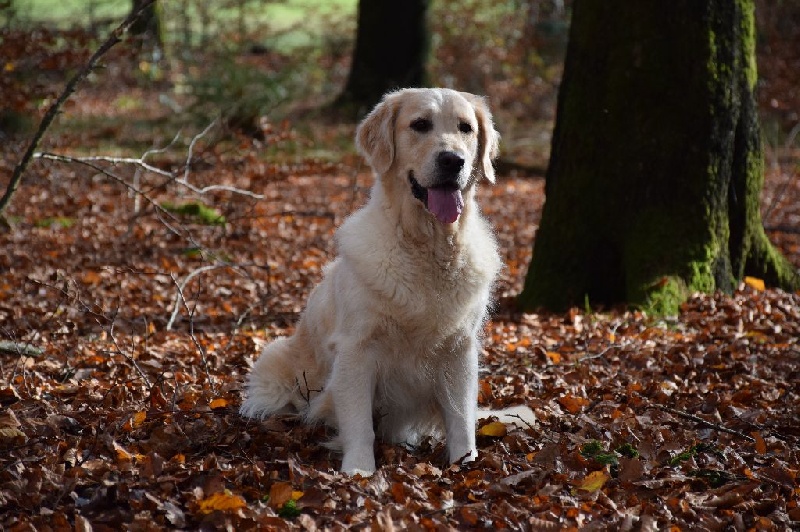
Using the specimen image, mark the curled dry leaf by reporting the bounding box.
[0,409,25,444]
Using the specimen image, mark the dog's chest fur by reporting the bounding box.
[336,197,500,347]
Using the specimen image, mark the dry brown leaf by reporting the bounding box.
[751,431,767,454]
[268,482,294,509]
[0,409,25,444]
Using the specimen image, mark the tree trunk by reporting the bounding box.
[519,0,800,314]
[336,0,430,113]
[129,0,163,52]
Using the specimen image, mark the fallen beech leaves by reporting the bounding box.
[1,33,800,528]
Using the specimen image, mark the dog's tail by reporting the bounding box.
[239,338,303,419]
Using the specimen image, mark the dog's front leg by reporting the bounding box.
[330,351,377,476]
[440,342,479,465]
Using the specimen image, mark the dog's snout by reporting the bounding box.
[436,151,465,175]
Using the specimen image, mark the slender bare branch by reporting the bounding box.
[166,265,222,331]
[183,119,218,184]
[0,0,157,221]
[34,150,266,200]
[108,311,153,389]
[170,273,218,394]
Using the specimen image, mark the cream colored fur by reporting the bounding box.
[240,88,502,476]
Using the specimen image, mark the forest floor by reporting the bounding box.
[1,19,800,531]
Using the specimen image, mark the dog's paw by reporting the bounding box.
[450,447,478,465]
[341,450,376,476]
[342,467,375,477]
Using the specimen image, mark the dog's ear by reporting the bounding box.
[356,93,399,174]
[463,93,500,183]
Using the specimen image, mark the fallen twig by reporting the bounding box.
[166,265,222,331]
[170,273,218,395]
[652,404,756,443]
[108,310,153,389]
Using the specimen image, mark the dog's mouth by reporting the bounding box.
[409,173,464,224]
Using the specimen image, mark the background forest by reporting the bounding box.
[1,0,799,529]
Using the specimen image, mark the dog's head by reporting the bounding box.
[356,88,500,224]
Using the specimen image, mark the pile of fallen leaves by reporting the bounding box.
[1,144,798,528]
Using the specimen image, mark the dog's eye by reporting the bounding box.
[458,122,474,134]
[410,118,432,133]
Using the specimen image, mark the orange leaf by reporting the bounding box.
[573,470,609,493]
[391,482,407,502]
[478,421,507,437]
[752,431,767,455]
[744,276,765,291]
[149,387,168,409]
[558,394,589,414]
[197,491,247,514]
[460,506,479,526]
[114,445,132,462]
[81,271,102,285]
[113,442,144,463]
[209,398,229,410]
[478,379,493,404]
[545,351,561,364]
[123,411,147,431]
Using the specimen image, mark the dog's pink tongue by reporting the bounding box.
[427,188,464,224]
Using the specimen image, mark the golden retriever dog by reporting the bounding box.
[240,88,501,476]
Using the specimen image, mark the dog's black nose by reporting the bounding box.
[436,151,465,175]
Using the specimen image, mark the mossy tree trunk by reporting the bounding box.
[519,0,800,314]
[336,0,430,114]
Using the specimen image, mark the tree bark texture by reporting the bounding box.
[519,0,800,314]
[337,0,430,113]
